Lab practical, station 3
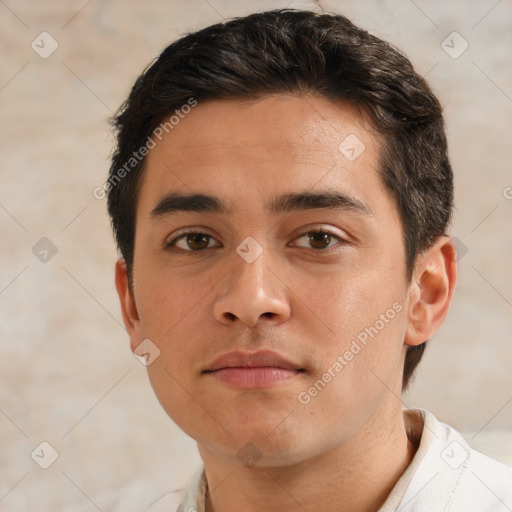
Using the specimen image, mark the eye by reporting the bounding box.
[293,230,343,250]
[167,232,220,252]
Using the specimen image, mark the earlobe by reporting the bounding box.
[115,259,142,351]
[404,236,457,347]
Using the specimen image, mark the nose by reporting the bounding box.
[213,249,291,328]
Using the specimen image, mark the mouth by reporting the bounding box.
[203,350,305,389]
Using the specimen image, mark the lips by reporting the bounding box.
[203,350,303,372]
[203,350,304,389]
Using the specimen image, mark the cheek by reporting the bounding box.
[133,273,209,391]
[135,260,204,335]
[294,260,404,336]
[335,303,408,403]
[293,262,408,388]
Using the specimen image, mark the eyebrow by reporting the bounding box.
[150,191,371,219]
[268,191,371,216]
[150,193,230,218]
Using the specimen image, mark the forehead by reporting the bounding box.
[138,94,385,215]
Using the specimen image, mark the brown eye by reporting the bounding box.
[308,231,332,249]
[294,230,342,250]
[169,232,220,251]
[186,233,210,250]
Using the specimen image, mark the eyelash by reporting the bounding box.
[165,228,346,253]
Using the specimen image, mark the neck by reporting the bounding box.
[200,407,416,512]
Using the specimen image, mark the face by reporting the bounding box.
[120,94,415,466]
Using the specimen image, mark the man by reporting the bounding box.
[107,9,512,512]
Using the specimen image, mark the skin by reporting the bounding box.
[116,94,457,512]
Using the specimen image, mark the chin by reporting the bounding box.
[198,429,314,469]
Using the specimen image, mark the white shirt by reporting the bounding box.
[145,409,512,512]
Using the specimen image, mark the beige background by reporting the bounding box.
[1,0,511,510]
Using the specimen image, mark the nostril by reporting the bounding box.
[263,312,275,318]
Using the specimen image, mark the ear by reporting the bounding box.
[115,259,143,352]
[404,236,457,347]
